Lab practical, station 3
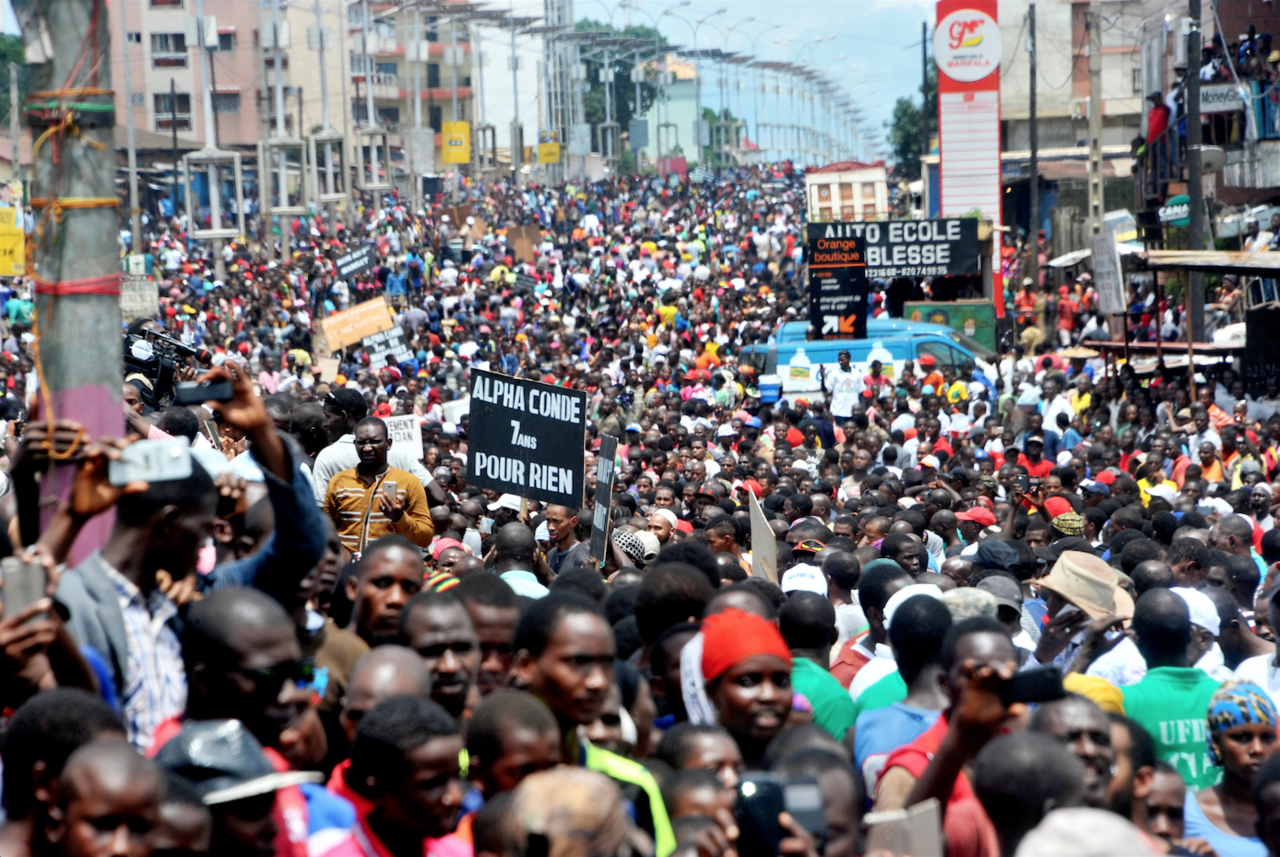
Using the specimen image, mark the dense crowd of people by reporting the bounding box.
[7,160,1280,857]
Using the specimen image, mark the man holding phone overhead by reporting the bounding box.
[323,416,434,556]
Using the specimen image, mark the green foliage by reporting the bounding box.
[575,19,667,152]
[0,37,29,127]
[884,59,935,180]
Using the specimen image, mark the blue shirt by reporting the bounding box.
[500,570,549,599]
[854,702,941,804]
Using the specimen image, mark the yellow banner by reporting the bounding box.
[442,121,471,164]
[0,208,25,276]
[538,142,561,164]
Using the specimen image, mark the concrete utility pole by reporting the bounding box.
[921,21,929,174]
[271,0,290,261]
[1187,0,1206,342]
[362,0,379,191]
[1087,7,1103,234]
[512,17,522,186]
[30,0,124,551]
[193,0,226,278]
[410,6,422,211]
[1027,4,1038,292]
[117,4,141,252]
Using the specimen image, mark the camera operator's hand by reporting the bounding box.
[198,363,289,482]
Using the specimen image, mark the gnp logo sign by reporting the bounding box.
[934,8,1002,83]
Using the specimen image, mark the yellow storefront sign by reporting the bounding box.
[537,142,561,164]
[0,207,25,276]
[442,122,471,164]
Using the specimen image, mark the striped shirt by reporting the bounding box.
[324,465,435,555]
[101,561,186,749]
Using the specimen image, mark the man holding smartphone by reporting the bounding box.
[324,416,435,555]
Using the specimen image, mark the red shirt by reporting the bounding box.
[880,716,1000,857]
[1017,453,1054,478]
[830,634,874,690]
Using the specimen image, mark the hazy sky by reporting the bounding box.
[577,0,936,159]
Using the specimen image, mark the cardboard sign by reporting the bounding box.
[748,490,777,582]
[466,369,588,507]
[0,207,24,276]
[335,244,377,278]
[361,327,415,369]
[321,299,395,351]
[508,224,541,264]
[590,435,619,562]
[1090,229,1126,316]
[383,414,424,461]
[120,277,158,322]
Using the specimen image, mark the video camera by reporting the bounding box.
[123,327,213,410]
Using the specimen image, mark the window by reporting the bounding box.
[863,203,876,219]
[218,32,235,51]
[377,106,400,126]
[916,340,965,370]
[354,102,369,123]
[129,92,145,106]
[862,182,876,198]
[127,32,141,43]
[376,62,397,75]
[839,182,853,201]
[427,63,440,88]
[1133,67,1143,94]
[817,185,832,203]
[151,32,188,66]
[423,16,439,41]
[213,92,240,113]
[149,0,182,6]
[154,92,191,130]
[429,104,443,132]
[264,56,288,69]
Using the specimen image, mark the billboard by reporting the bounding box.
[805,222,869,340]
[442,121,471,164]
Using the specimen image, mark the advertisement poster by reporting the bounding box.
[805,222,869,340]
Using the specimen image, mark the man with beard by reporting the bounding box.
[344,535,426,647]
[399,590,481,720]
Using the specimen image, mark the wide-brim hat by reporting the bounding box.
[1038,551,1134,620]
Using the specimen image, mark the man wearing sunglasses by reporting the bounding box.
[149,586,333,857]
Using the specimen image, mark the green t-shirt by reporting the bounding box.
[852,671,908,721]
[792,657,856,740]
[1121,666,1222,791]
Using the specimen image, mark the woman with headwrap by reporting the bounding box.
[1184,682,1278,857]
[679,608,793,768]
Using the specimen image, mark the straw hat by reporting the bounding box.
[1038,551,1134,620]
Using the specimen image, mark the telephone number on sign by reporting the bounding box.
[867,265,951,278]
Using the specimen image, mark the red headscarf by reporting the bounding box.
[701,609,791,682]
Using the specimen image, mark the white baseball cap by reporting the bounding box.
[884,583,945,631]
[1172,587,1220,636]
[781,563,827,596]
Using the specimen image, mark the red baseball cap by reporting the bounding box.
[956,507,998,528]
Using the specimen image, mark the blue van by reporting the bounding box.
[741,319,998,398]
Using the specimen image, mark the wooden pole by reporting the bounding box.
[31,0,125,556]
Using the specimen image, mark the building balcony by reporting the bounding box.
[394,79,472,101]
[351,72,399,100]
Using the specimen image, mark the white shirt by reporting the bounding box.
[824,367,865,419]
[848,642,897,704]
[1234,654,1280,709]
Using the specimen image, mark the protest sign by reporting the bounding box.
[590,435,619,562]
[383,414,424,461]
[467,369,588,507]
[749,490,777,582]
[361,327,415,368]
[320,299,394,351]
[335,244,376,278]
[120,277,158,322]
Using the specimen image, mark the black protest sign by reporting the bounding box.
[590,435,619,562]
[467,370,588,507]
[361,328,415,368]
[335,244,377,278]
[835,218,981,279]
[805,223,868,340]
[515,272,538,293]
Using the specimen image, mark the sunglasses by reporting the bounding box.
[232,657,328,697]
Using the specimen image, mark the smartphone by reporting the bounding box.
[1000,666,1066,706]
[864,799,943,857]
[174,379,234,405]
[383,481,398,500]
[1,556,47,621]
[204,419,223,451]
[735,774,826,856]
[1017,474,1030,492]
[108,439,193,486]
